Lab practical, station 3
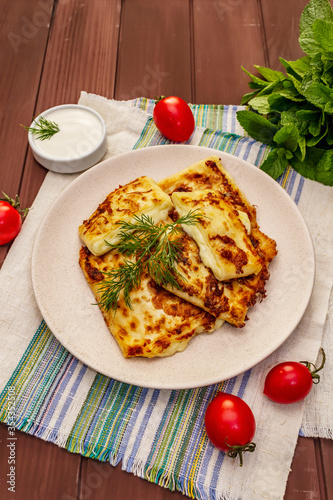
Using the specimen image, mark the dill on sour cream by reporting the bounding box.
[27,107,105,161]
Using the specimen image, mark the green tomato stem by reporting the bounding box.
[226,441,256,467]
[300,348,326,384]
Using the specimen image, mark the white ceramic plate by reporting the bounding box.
[32,145,315,389]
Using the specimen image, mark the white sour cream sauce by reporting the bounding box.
[33,107,104,160]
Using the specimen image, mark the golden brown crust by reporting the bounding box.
[161,226,258,327]
[78,176,173,256]
[79,246,222,358]
[78,155,277,357]
[171,189,264,281]
[157,156,277,326]
[158,156,257,222]
[159,155,276,264]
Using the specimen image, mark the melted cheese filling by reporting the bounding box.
[172,190,262,281]
[79,247,223,358]
[160,226,256,327]
[238,211,251,235]
[78,158,277,357]
[79,176,173,256]
[89,203,171,255]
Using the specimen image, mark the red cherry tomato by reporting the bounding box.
[153,96,195,142]
[205,392,256,465]
[264,362,313,404]
[0,200,22,245]
[263,350,325,404]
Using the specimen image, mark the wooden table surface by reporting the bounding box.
[1,0,333,498]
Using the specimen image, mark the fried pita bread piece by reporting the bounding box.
[79,176,173,256]
[79,246,222,358]
[158,155,277,266]
[160,224,261,327]
[171,189,264,281]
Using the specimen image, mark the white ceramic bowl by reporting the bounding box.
[28,104,107,173]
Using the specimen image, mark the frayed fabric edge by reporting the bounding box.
[121,456,234,500]
[0,416,123,466]
[301,425,333,439]
[79,91,150,119]
[1,415,247,500]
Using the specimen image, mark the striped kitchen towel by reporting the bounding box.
[0,94,332,500]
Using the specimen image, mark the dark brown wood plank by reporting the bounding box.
[261,0,319,71]
[81,458,186,500]
[320,438,333,500]
[261,3,333,498]
[0,0,54,265]
[115,0,192,102]
[0,0,123,497]
[0,0,53,194]
[0,423,81,500]
[193,0,267,104]
[19,0,122,208]
[1,1,332,499]
[284,437,322,500]
[37,0,121,107]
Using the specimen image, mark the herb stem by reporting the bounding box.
[97,210,202,314]
[21,116,60,141]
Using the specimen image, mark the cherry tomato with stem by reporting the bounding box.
[153,96,195,142]
[204,392,256,466]
[0,193,28,246]
[263,348,326,404]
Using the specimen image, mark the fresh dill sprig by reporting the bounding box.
[21,116,60,140]
[97,210,202,314]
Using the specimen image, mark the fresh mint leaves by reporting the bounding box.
[237,0,333,186]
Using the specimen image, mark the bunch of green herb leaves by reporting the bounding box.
[237,0,333,186]
[97,210,202,314]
